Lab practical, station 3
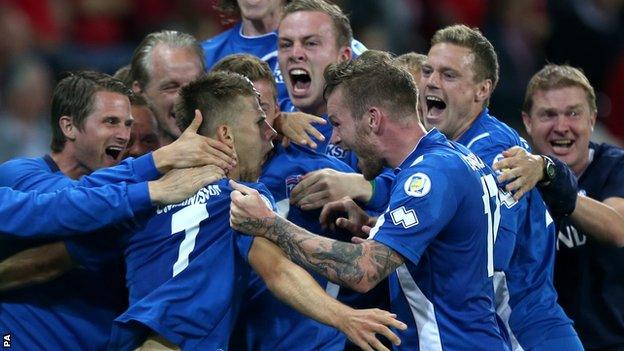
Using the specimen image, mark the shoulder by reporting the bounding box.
[201,25,238,48]
[594,142,624,161]
[467,114,527,165]
[0,156,50,187]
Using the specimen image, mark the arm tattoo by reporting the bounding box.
[240,215,403,290]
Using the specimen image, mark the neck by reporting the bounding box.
[383,119,427,169]
[228,165,241,182]
[240,11,282,36]
[572,150,592,176]
[50,147,90,180]
[450,108,484,141]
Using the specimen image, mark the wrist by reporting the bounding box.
[152,147,172,174]
[350,173,373,203]
[148,181,164,206]
[538,155,556,187]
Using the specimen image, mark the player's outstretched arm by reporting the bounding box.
[230,180,404,293]
[290,169,373,211]
[273,111,326,149]
[0,242,74,291]
[248,237,406,351]
[148,164,224,205]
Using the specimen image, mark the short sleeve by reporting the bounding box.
[370,161,459,265]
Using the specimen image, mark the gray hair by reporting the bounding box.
[130,30,206,89]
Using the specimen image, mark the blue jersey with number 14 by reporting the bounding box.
[370,129,508,350]
[109,179,276,351]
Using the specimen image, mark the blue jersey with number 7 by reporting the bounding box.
[109,179,276,351]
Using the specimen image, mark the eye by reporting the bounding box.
[443,71,456,79]
[305,40,319,48]
[421,66,432,77]
[278,41,292,49]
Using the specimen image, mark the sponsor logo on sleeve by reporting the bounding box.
[404,173,431,197]
[390,206,419,228]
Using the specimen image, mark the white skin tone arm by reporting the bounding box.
[494,146,624,246]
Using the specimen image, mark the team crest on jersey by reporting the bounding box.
[492,153,505,175]
[285,174,303,198]
[404,173,431,197]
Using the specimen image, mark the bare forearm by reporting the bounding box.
[570,196,624,247]
[245,215,400,292]
[265,256,347,328]
[0,242,75,291]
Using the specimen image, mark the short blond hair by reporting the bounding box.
[523,64,597,114]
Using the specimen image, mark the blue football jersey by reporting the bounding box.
[230,144,354,351]
[0,154,157,351]
[370,129,508,350]
[109,179,276,351]
[201,22,366,111]
[457,109,575,350]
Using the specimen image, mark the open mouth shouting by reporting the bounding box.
[549,138,575,155]
[105,145,125,162]
[289,68,311,97]
[425,95,447,119]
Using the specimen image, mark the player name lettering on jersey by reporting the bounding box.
[462,153,486,171]
[156,185,222,214]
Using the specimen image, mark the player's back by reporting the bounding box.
[111,178,272,351]
[371,130,507,350]
[458,110,575,350]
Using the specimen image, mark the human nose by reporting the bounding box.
[290,42,305,62]
[552,114,570,134]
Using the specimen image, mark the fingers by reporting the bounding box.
[336,217,365,236]
[185,109,203,134]
[367,337,390,351]
[373,325,398,348]
[351,236,366,244]
[304,124,326,142]
[362,225,372,235]
[504,177,524,194]
[281,137,291,149]
[290,172,321,204]
[319,201,347,229]
[299,191,329,210]
[229,179,257,195]
[205,137,237,160]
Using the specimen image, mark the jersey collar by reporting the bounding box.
[395,128,448,173]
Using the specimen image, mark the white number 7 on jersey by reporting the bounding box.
[481,174,501,277]
[171,204,210,277]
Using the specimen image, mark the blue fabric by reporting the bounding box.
[230,144,353,351]
[202,22,366,112]
[457,109,577,350]
[0,155,155,350]
[371,129,508,350]
[110,179,276,351]
[554,142,624,350]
